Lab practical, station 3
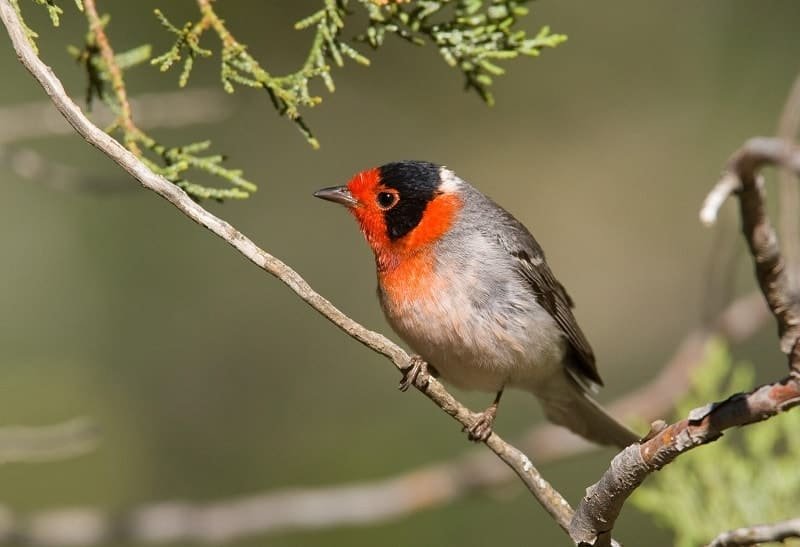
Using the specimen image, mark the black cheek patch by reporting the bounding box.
[384,198,429,239]
[378,161,441,240]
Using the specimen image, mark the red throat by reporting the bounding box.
[345,168,462,272]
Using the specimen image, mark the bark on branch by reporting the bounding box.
[0,0,577,538]
[570,137,800,546]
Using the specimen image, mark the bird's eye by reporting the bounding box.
[376,191,399,210]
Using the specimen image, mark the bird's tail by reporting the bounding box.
[532,370,639,449]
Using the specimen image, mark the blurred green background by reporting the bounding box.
[1,1,799,545]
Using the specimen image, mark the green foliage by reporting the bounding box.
[11,0,83,52]
[135,138,256,201]
[632,340,800,547]
[30,0,82,27]
[16,0,565,200]
[362,0,567,106]
[152,0,565,145]
[68,36,152,108]
[152,0,369,149]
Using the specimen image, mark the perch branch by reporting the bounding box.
[0,291,769,545]
[706,517,800,547]
[0,0,578,538]
[572,137,800,546]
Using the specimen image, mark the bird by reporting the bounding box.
[314,160,638,448]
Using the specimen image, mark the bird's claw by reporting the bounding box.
[465,408,497,442]
[398,355,429,392]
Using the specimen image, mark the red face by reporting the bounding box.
[315,162,462,271]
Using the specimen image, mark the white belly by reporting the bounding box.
[380,274,567,393]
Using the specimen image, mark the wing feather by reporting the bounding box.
[496,229,603,387]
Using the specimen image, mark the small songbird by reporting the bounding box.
[314,161,638,448]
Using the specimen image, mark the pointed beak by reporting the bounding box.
[313,185,358,207]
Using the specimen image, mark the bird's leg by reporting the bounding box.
[398,355,438,392]
[466,389,504,442]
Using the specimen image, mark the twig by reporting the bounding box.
[572,137,800,546]
[706,517,800,547]
[0,418,96,464]
[0,0,579,538]
[195,0,235,48]
[83,0,140,154]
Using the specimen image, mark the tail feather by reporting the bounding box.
[534,370,639,449]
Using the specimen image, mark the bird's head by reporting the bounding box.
[314,161,463,270]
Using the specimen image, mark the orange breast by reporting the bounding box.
[379,247,439,310]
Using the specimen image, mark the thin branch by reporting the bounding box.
[701,137,800,355]
[0,418,96,464]
[706,517,800,547]
[0,291,769,545]
[83,0,140,154]
[0,0,580,539]
[572,137,800,546]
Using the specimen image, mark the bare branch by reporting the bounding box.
[702,137,800,355]
[0,418,96,464]
[570,374,800,546]
[571,137,800,546]
[706,517,800,547]
[0,0,579,538]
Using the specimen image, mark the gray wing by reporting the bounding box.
[495,216,603,388]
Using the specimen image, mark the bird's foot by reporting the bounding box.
[466,406,498,442]
[398,355,435,392]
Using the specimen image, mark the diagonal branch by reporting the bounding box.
[0,291,769,545]
[571,137,800,546]
[0,0,579,538]
[706,517,800,547]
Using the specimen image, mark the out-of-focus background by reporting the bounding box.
[1,1,799,545]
